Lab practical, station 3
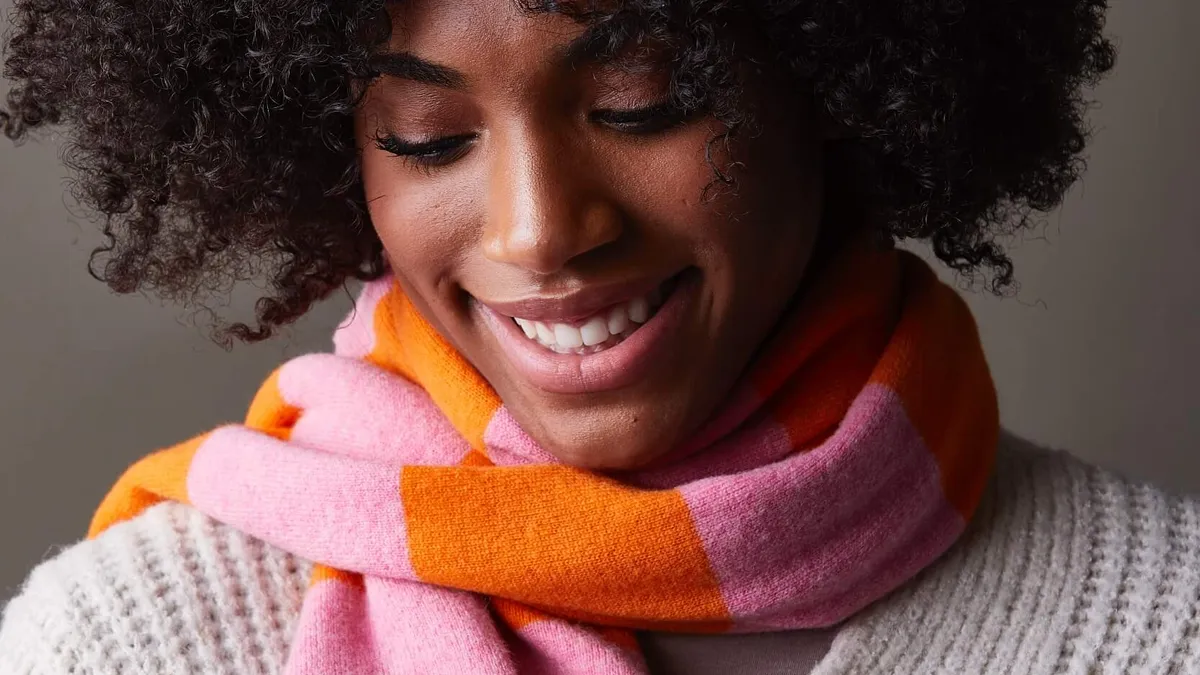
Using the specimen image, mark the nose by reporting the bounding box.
[481,127,623,275]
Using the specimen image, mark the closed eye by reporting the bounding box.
[372,101,689,170]
[591,102,688,134]
[373,132,476,168]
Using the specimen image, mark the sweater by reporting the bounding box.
[3,434,1200,674]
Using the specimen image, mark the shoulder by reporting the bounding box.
[827,434,1200,674]
[0,502,311,675]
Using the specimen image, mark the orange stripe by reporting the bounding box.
[491,597,549,631]
[90,361,302,540]
[461,449,494,467]
[365,283,418,383]
[88,433,207,538]
[310,564,366,590]
[768,321,891,448]
[370,285,501,451]
[869,256,999,518]
[748,246,901,447]
[525,605,729,634]
[402,465,730,629]
[244,367,300,440]
[597,627,643,652]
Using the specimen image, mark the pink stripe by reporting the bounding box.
[513,620,646,675]
[364,576,516,675]
[187,426,415,578]
[681,384,964,629]
[483,407,559,465]
[280,354,470,465]
[286,578,386,675]
[775,497,962,627]
[332,278,393,360]
[625,413,793,489]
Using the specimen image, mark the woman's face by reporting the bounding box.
[355,0,825,469]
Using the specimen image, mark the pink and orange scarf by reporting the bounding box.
[90,243,998,674]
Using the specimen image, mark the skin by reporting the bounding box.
[355,0,827,470]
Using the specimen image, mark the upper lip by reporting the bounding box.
[475,273,677,323]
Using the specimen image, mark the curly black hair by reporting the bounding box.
[1,0,1115,343]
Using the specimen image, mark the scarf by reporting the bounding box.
[90,243,998,675]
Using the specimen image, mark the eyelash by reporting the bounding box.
[589,102,686,134]
[373,103,687,169]
[372,133,476,169]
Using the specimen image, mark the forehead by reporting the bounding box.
[386,0,588,70]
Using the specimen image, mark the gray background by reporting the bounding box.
[1,0,1197,598]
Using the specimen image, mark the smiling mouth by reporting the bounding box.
[474,269,696,394]
[509,281,673,355]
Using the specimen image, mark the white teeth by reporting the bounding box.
[580,316,610,346]
[553,323,584,349]
[511,288,663,353]
[514,317,537,339]
[628,297,649,324]
[607,306,629,335]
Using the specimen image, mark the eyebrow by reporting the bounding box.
[368,23,632,90]
[368,52,466,89]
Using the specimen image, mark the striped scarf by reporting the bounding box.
[90,243,998,674]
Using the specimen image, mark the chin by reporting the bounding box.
[530,409,685,471]
[548,445,662,472]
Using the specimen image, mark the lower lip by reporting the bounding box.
[476,272,697,395]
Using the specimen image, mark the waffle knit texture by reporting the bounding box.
[6,437,1200,674]
[78,243,999,675]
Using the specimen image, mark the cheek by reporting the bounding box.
[596,123,735,255]
[614,117,822,265]
[680,123,824,330]
[359,149,479,292]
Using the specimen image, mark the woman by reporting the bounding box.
[2,0,1193,673]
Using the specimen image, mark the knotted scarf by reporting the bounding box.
[90,243,998,674]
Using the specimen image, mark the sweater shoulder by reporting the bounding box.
[827,434,1200,674]
[0,502,310,675]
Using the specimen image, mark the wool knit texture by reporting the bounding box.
[79,244,998,674]
[5,435,1200,674]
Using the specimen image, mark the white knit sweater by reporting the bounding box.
[4,435,1200,674]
